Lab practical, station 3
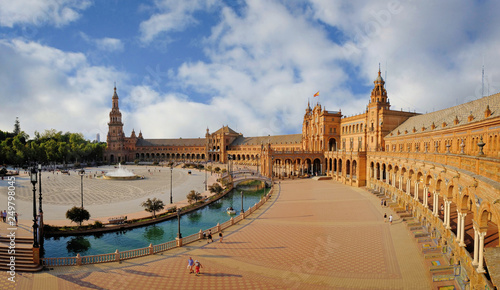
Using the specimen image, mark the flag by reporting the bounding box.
[313,91,319,97]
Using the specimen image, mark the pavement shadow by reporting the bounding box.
[57,273,107,290]
[122,269,163,277]
[197,254,232,258]
[199,273,242,277]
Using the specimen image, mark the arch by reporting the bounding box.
[338,159,343,174]
[328,138,337,151]
[346,159,351,177]
[352,160,357,179]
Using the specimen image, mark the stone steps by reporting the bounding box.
[0,237,42,272]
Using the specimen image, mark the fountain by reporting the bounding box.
[103,164,140,180]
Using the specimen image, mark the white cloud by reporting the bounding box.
[80,33,124,52]
[0,0,91,27]
[139,0,220,43]
[0,39,126,140]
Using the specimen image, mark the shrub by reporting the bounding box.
[66,207,91,226]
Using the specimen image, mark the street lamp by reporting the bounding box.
[38,164,43,245]
[38,164,42,213]
[170,165,173,204]
[204,162,207,191]
[176,208,182,238]
[30,167,39,248]
[241,190,244,214]
[79,169,85,209]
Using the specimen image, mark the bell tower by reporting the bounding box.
[106,86,125,163]
[367,69,390,151]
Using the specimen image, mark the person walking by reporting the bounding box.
[14,212,18,226]
[389,214,393,225]
[194,260,203,275]
[219,231,223,243]
[187,257,194,274]
[2,210,6,222]
[207,230,212,243]
[383,213,387,223]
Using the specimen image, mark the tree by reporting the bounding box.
[208,183,224,195]
[66,206,91,226]
[141,198,165,218]
[13,117,20,135]
[187,190,203,204]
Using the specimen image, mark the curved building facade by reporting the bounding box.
[106,70,500,287]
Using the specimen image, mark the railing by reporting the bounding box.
[120,247,150,261]
[41,187,274,267]
[42,256,77,267]
[82,253,116,264]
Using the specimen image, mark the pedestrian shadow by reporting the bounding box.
[221,241,249,245]
[200,273,242,277]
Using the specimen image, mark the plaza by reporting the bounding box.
[0,165,210,226]
[1,178,441,289]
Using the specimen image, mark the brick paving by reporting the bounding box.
[0,179,434,289]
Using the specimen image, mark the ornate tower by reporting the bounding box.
[366,69,390,151]
[106,86,126,163]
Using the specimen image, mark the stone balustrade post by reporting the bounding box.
[115,250,120,262]
[76,253,82,266]
[149,243,154,255]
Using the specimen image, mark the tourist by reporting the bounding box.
[389,214,393,225]
[383,200,387,207]
[2,210,6,222]
[187,257,194,274]
[207,230,212,243]
[384,213,387,223]
[194,260,203,275]
[14,212,18,226]
[219,232,223,243]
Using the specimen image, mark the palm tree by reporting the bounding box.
[187,190,203,204]
[208,183,224,195]
[141,198,165,218]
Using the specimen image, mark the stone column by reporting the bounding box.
[472,225,479,266]
[406,179,411,195]
[456,211,462,243]
[433,192,439,217]
[459,212,467,247]
[423,186,428,208]
[445,200,452,229]
[386,170,389,184]
[392,174,396,187]
[414,181,419,200]
[399,176,403,191]
[477,231,487,273]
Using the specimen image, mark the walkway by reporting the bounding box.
[0,179,433,289]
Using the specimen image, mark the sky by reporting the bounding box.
[1,0,500,141]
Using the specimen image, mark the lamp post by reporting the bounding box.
[38,164,42,213]
[241,190,244,214]
[30,167,39,248]
[204,162,207,191]
[79,169,85,209]
[38,163,43,245]
[176,208,182,238]
[170,165,173,204]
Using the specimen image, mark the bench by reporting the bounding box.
[108,216,127,224]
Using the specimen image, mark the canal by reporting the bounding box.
[42,187,269,258]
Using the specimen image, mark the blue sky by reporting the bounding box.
[1,0,499,140]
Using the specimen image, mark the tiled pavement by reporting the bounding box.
[0,179,435,289]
